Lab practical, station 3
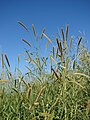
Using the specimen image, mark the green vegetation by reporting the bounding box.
[0,23,90,120]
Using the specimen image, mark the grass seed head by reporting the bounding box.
[78,37,82,46]
[70,38,72,48]
[26,85,32,99]
[5,54,10,67]
[18,21,29,32]
[32,24,36,37]
[40,28,46,39]
[1,54,4,69]
[66,25,68,41]
[22,38,31,47]
[61,28,65,41]
[59,41,63,56]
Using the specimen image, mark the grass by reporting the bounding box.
[0,23,90,120]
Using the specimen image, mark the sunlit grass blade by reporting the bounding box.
[86,99,90,114]
[25,66,32,72]
[50,54,57,64]
[74,72,90,79]
[42,33,52,43]
[34,86,46,103]
[69,80,84,88]
[49,97,59,111]
[40,112,50,117]
[0,80,9,83]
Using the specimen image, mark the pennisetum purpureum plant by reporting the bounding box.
[0,22,90,119]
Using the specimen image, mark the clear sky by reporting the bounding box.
[0,0,90,72]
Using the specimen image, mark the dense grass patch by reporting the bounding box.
[0,24,90,120]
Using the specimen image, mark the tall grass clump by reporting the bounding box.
[0,22,90,120]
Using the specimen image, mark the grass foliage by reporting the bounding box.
[0,23,90,120]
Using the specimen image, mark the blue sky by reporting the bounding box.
[0,0,90,72]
